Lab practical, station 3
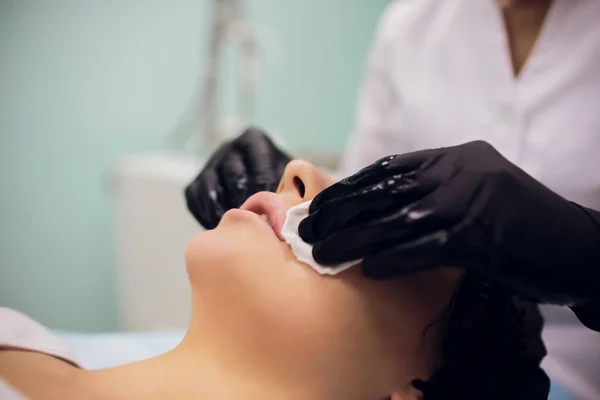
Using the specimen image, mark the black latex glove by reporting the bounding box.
[185,127,291,229]
[299,141,600,309]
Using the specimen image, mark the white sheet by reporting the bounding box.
[54,330,185,370]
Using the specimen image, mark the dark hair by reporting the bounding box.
[415,273,550,399]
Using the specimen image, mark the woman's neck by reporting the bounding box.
[81,331,338,400]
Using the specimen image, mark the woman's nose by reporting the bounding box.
[276,160,330,202]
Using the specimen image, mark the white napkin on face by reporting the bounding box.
[280,201,362,275]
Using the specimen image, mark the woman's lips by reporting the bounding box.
[240,192,286,240]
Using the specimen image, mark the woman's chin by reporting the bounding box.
[186,230,235,274]
[183,222,275,285]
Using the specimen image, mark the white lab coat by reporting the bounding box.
[341,0,600,398]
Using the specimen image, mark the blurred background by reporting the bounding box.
[0,0,389,332]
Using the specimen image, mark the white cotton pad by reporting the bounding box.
[281,200,362,275]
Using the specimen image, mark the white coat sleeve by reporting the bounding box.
[340,1,406,176]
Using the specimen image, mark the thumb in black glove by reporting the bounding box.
[299,141,600,307]
[185,127,292,229]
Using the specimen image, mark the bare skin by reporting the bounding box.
[499,0,553,77]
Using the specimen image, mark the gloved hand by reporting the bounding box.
[185,127,291,229]
[299,141,600,307]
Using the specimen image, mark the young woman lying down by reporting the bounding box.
[0,160,549,400]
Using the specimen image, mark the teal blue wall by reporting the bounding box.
[0,0,388,331]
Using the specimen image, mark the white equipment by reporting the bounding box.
[109,154,204,331]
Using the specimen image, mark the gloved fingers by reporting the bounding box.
[220,149,252,209]
[385,147,441,171]
[399,163,482,227]
[361,230,473,279]
[233,127,270,154]
[237,127,276,176]
[309,204,444,265]
[411,148,455,186]
[235,127,292,183]
[204,138,235,169]
[318,170,477,270]
[262,135,293,174]
[183,139,236,228]
[308,147,457,243]
[299,190,391,244]
[308,171,385,214]
[256,150,291,188]
[344,182,470,259]
[299,174,428,243]
[308,152,429,214]
[184,129,291,229]
[308,149,443,215]
[306,157,478,266]
[223,128,292,206]
[184,171,226,229]
[184,181,207,227]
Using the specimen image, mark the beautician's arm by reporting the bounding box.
[300,141,600,331]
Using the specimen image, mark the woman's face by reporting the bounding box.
[185,160,461,398]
